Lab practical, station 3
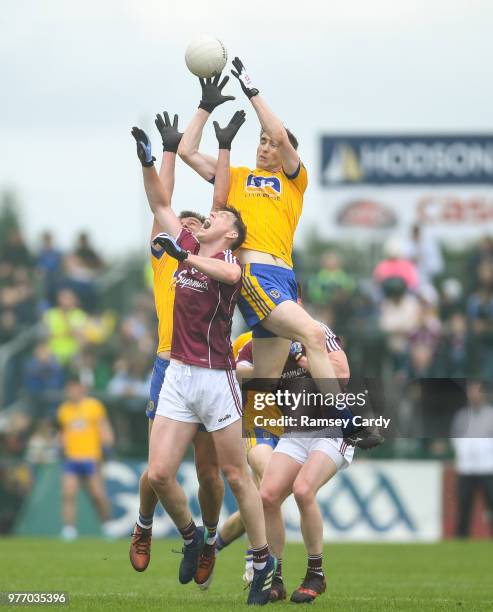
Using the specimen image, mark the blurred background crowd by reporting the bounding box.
[1,190,492,535]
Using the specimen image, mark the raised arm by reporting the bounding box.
[212,110,246,210]
[231,57,300,176]
[212,149,230,210]
[178,109,218,181]
[146,111,184,242]
[178,74,235,181]
[186,253,241,285]
[155,111,183,196]
[131,127,181,237]
[151,233,241,285]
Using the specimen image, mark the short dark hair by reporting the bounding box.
[260,128,299,151]
[224,205,247,251]
[285,128,298,151]
[179,210,206,224]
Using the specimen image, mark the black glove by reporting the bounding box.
[198,73,235,113]
[131,127,155,167]
[152,233,188,262]
[155,112,183,153]
[213,110,246,150]
[231,57,259,99]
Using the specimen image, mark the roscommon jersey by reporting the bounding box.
[150,245,178,354]
[228,163,308,268]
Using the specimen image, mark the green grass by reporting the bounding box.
[0,538,492,611]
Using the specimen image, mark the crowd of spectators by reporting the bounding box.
[0,226,157,457]
[304,225,493,444]
[2,222,493,399]
[305,226,493,381]
[0,223,159,531]
[3,222,493,452]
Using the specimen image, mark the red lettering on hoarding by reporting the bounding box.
[417,196,493,224]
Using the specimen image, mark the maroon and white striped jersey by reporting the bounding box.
[237,321,343,378]
[170,228,241,370]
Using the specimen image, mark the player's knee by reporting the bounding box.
[260,485,282,511]
[147,466,174,492]
[222,465,246,495]
[293,481,314,507]
[62,490,75,503]
[91,491,107,506]
[197,463,222,495]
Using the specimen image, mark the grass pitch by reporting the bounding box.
[1,538,492,611]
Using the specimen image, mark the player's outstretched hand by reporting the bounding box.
[198,73,235,113]
[155,112,183,153]
[152,232,189,262]
[231,57,259,99]
[213,110,246,150]
[131,127,155,167]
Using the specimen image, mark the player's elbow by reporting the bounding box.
[177,140,194,163]
[151,196,171,212]
[270,126,289,146]
[226,267,242,285]
[177,149,189,164]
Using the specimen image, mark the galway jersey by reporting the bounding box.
[240,322,343,437]
[151,245,178,354]
[171,228,242,370]
[228,164,308,268]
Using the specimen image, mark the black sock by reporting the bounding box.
[179,519,196,545]
[307,553,323,576]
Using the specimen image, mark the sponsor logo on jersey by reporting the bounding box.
[175,269,208,292]
[281,366,307,380]
[246,174,282,196]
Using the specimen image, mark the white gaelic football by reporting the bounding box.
[185,36,227,78]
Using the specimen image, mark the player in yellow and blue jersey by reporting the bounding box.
[178,60,381,448]
[57,376,114,540]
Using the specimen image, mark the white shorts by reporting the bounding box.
[156,361,242,432]
[274,436,354,471]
